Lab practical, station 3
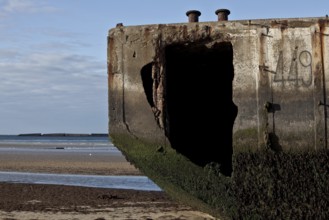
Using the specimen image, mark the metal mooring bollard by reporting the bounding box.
[186,10,201,22]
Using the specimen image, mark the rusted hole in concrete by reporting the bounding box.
[165,42,237,176]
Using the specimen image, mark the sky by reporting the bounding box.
[0,0,328,135]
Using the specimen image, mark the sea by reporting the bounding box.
[0,134,161,191]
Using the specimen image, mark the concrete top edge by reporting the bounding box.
[108,16,328,33]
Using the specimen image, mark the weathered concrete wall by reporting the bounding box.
[108,17,329,152]
[108,17,329,218]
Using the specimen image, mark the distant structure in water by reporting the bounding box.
[108,9,329,219]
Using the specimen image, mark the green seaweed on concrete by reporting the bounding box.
[110,133,236,219]
[233,149,329,219]
[233,128,259,152]
[111,133,329,219]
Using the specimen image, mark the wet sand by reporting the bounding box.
[0,182,216,220]
[0,148,141,175]
[0,147,217,219]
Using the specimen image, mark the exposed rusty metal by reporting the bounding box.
[319,19,329,148]
[186,10,201,23]
[215,9,230,21]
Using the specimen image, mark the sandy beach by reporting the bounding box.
[0,146,141,175]
[0,146,217,220]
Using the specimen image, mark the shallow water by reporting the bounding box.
[0,171,162,191]
[0,135,161,191]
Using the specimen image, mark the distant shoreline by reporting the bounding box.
[17,133,108,137]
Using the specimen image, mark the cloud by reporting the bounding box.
[0,0,57,14]
[0,48,108,133]
[0,42,107,113]
[0,51,106,98]
[0,1,108,133]
[0,49,20,60]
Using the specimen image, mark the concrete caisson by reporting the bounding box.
[108,14,329,218]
